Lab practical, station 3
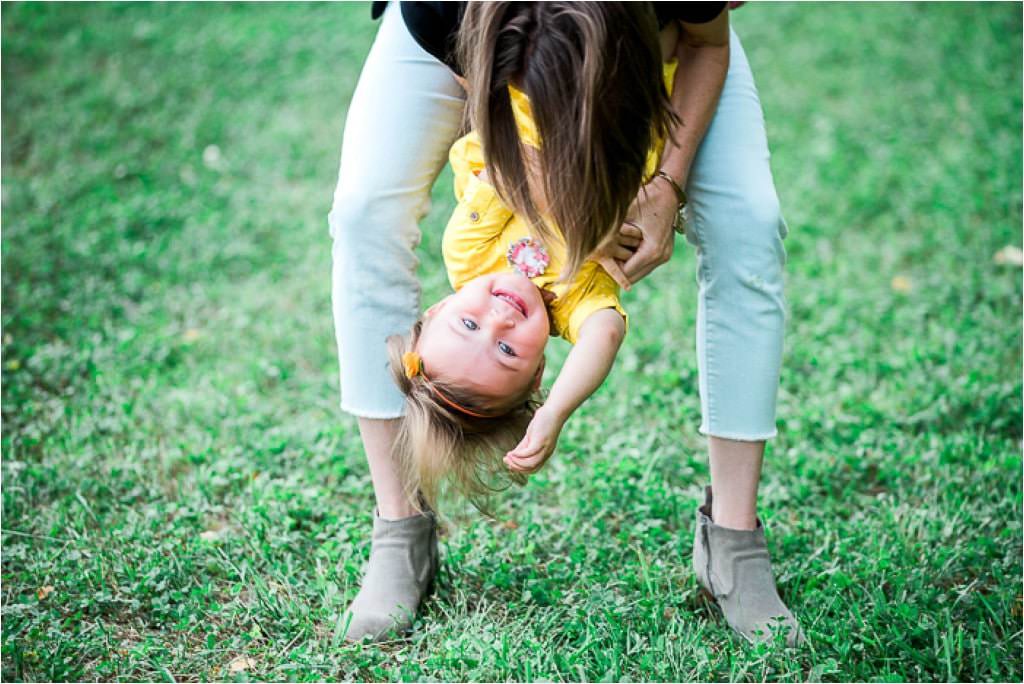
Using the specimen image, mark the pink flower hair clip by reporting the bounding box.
[506,237,550,278]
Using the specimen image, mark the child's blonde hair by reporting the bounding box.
[386,317,542,514]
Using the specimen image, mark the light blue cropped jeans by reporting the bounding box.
[329,4,787,441]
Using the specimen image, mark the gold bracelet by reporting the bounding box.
[655,170,688,209]
[655,170,688,235]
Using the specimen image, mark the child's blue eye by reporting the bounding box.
[462,318,478,331]
[498,341,516,356]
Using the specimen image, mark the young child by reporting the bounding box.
[389,65,677,512]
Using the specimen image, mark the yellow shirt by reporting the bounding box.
[442,61,678,345]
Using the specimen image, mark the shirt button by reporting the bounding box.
[469,211,480,222]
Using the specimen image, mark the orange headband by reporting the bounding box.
[402,351,503,420]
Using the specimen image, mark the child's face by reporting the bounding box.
[418,273,549,408]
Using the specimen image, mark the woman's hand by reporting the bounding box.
[593,222,643,290]
[504,405,565,474]
[619,175,682,284]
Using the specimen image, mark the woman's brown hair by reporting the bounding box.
[457,1,677,279]
[387,319,541,515]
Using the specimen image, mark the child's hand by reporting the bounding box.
[504,406,565,474]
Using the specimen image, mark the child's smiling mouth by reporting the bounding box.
[492,289,528,317]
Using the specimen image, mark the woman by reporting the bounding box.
[329,1,800,646]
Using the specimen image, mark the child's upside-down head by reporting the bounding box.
[387,272,549,513]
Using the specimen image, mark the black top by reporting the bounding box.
[369,2,727,74]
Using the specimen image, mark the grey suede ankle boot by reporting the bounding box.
[692,487,805,647]
[343,510,438,642]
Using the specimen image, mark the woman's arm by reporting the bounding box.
[659,11,731,192]
[619,10,731,284]
[504,308,625,473]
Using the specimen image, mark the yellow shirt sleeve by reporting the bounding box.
[549,261,628,345]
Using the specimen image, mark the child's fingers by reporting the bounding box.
[506,459,538,474]
[504,451,529,469]
[505,444,529,462]
[507,446,545,469]
[508,450,539,465]
[504,454,536,473]
[506,444,540,464]
[505,444,543,470]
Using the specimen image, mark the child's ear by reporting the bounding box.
[531,356,546,391]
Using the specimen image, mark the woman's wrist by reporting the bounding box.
[638,173,684,237]
[653,170,688,235]
[654,169,688,209]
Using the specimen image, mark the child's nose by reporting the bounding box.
[489,306,516,328]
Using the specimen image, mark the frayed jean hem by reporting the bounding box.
[340,402,404,421]
[699,426,778,442]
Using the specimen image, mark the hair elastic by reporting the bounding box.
[402,351,423,379]
[407,351,503,419]
[422,375,503,420]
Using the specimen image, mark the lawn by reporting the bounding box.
[2,2,1021,681]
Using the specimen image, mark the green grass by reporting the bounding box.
[2,2,1021,681]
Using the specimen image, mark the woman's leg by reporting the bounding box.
[328,2,465,638]
[330,1,465,507]
[685,28,803,645]
[708,437,763,530]
[358,419,413,519]
[684,27,787,526]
